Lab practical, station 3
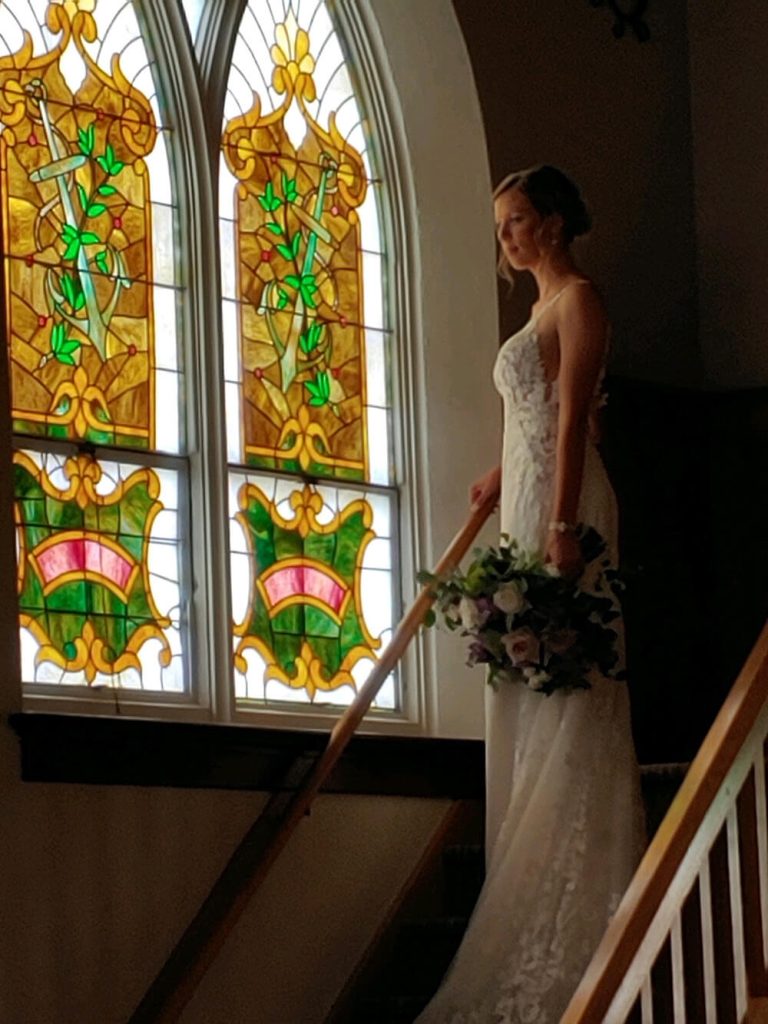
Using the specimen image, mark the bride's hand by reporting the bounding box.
[469,465,501,511]
[545,530,583,578]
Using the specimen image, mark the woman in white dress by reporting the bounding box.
[415,166,646,1023]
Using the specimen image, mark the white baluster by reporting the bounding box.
[727,804,748,1021]
[699,857,718,1024]
[754,748,768,979]
[671,912,686,1021]
[641,973,654,1024]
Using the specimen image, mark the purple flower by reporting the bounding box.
[468,640,493,664]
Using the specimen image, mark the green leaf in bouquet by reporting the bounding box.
[422,608,436,629]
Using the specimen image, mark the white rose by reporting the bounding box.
[502,628,539,666]
[493,582,525,615]
[445,600,462,627]
[459,596,487,630]
[525,669,551,691]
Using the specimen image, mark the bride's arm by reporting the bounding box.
[547,284,608,573]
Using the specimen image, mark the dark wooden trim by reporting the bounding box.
[8,712,485,799]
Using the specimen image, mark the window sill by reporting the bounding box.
[8,712,484,799]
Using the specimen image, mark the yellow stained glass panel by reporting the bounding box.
[221,4,381,482]
[0,0,172,449]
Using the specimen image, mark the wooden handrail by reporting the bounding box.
[130,495,496,1023]
[561,618,768,1023]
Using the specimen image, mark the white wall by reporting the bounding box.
[361,0,499,739]
[0,765,449,1024]
[179,795,451,1024]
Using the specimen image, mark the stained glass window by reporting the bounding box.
[1,0,187,692]
[221,1,397,708]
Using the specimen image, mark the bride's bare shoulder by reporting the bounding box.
[559,278,607,322]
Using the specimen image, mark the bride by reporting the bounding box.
[414,166,646,1023]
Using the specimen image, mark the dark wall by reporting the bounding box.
[603,380,768,762]
[452,0,700,388]
[688,0,768,388]
[452,1,768,763]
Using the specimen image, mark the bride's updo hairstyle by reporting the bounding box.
[494,164,592,245]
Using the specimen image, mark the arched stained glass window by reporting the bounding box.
[220,1,397,708]
[1,0,187,692]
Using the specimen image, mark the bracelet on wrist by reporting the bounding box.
[548,520,577,534]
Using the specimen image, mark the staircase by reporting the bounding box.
[327,765,688,1024]
[327,812,485,1024]
[125,490,768,1024]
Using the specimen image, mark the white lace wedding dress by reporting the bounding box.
[415,283,646,1024]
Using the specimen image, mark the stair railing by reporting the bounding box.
[562,620,768,1024]
[129,496,496,1024]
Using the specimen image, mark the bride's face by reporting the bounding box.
[494,187,545,270]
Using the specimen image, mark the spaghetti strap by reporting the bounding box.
[531,278,592,324]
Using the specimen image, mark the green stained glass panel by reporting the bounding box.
[15,449,184,691]
[229,470,395,707]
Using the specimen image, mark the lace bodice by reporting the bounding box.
[493,312,558,412]
[494,320,559,471]
[494,280,607,456]
[492,281,607,554]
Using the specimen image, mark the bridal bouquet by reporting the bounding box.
[418,527,625,695]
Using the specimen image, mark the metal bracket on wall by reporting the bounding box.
[589,0,651,42]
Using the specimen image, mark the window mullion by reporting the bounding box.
[144,0,236,722]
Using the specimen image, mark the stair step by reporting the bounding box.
[354,991,430,1023]
[441,842,485,917]
[374,916,468,998]
[640,762,689,837]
